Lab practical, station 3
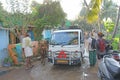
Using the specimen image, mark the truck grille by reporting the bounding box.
[54,51,70,59]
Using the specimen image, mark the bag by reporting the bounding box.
[98,39,105,52]
[91,38,96,49]
[83,48,89,57]
[83,48,90,67]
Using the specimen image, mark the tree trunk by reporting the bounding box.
[112,6,120,38]
[83,0,89,9]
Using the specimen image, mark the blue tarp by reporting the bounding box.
[27,30,35,41]
[42,30,51,39]
[15,43,23,62]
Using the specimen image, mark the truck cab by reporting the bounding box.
[48,29,84,65]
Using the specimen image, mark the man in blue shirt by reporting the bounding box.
[27,26,35,41]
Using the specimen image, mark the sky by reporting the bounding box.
[0,0,120,20]
[60,0,83,20]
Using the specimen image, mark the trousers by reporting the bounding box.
[89,50,96,66]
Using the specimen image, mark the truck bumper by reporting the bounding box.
[48,58,81,65]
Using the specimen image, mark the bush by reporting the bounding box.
[111,38,119,50]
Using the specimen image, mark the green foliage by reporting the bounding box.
[30,1,67,41]
[0,2,7,23]
[101,0,117,22]
[80,0,117,32]
[107,35,119,50]
[33,1,66,27]
[0,0,66,28]
[111,38,119,50]
[34,27,43,40]
[3,13,33,27]
[104,19,114,32]
[0,0,33,27]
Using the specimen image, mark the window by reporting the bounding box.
[50,31,78,45]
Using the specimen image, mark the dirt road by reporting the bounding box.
[0,60,99,80]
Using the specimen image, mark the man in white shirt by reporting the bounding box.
[22,33,33,69]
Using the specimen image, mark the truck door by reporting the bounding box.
[79,31,84,55]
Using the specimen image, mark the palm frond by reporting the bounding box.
[87,0,102,23]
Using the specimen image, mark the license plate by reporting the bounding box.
[57,60,68,64]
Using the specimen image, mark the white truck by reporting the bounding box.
[48,29,84,65]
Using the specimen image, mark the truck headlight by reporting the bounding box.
[71,52,79,58]
[73,53,78,58]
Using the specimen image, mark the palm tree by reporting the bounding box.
[86,0,102,23]
[83,0,119,37]
[82,0,102,31]
[112,6,120,38]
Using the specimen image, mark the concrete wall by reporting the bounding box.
[0,29,9,66]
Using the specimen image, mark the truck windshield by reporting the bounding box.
[50,32,78,45]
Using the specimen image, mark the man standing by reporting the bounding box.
[22,33,33,70]
[88,33,96,66]
[92,29,98,40]
[27,26,35,41]
[96,32,106,60]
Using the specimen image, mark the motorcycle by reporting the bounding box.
[112,50,120,61]
[105,40,120,61]
[98,50,120,80]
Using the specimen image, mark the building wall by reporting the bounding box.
[0,29,9,66]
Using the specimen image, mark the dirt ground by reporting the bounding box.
[0,59,99,80]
